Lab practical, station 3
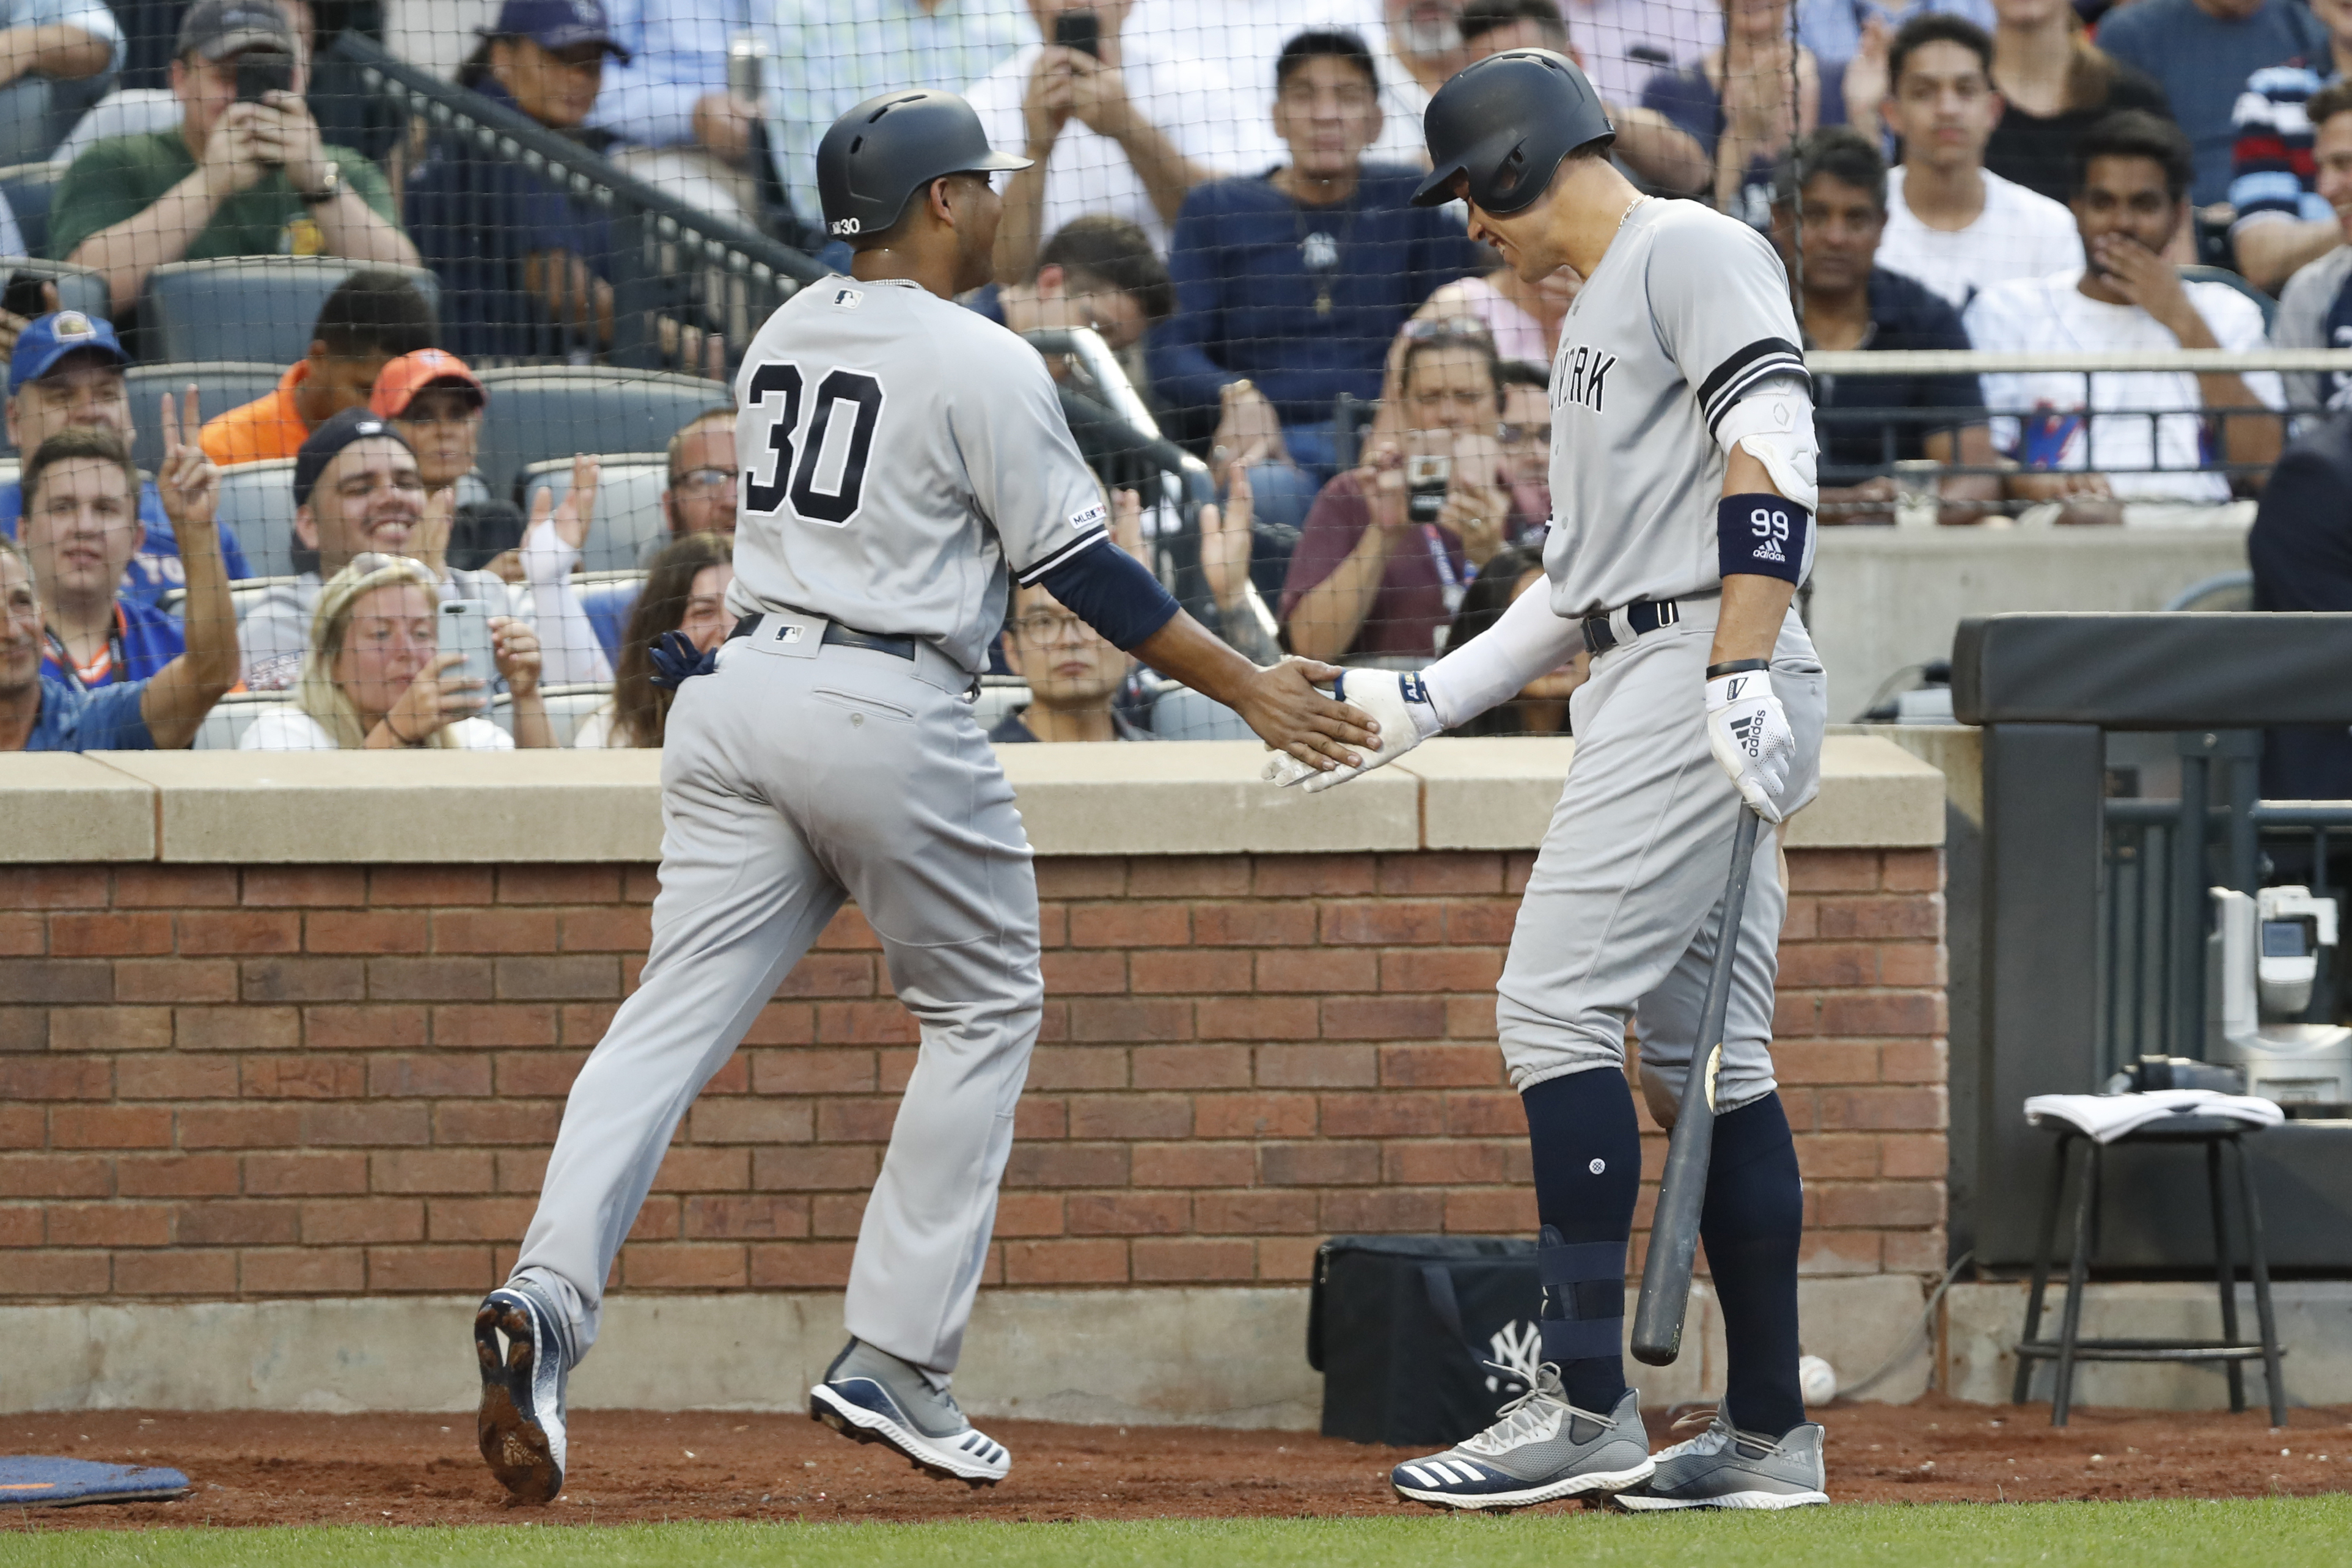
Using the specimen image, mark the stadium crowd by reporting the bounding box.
[3,0,2350,753]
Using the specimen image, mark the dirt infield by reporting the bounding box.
[10,1394,2347,1530]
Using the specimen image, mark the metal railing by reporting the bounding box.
[331,32,826,373]
[2100,730,2352,1077]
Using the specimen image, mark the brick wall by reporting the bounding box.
[0,850,1947,1301]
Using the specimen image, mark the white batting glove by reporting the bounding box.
[1704,665,1795,823]
[1263,670,1443,794]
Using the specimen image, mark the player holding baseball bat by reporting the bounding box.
[1270,48,1830,1511]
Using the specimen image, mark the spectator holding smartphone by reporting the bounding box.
[238,407,609,691]
[51,0,417,317]
[967,1,1251,278]
[240,552,554,750]
[574,531,733,748]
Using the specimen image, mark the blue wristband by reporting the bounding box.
[1717,492,1810,585]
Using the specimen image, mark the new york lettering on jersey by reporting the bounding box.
[1542,200,1808,617]
[1550,341,1617,415]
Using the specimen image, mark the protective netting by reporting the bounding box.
[1,1,2340,753]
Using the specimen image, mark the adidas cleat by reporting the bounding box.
[1390,1372,1654,1511]
[1616,1408,1829,1511]
[475,1281,572,1505]
[809,1338,1011,1487]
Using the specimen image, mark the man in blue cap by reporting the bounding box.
[0,310,252,607]
[406,0,632,361]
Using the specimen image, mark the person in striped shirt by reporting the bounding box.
[2227,0,2352,293]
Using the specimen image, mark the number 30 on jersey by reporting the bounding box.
[742,361,886,527]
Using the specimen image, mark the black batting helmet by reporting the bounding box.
[1410,49,1614,214]
[815,89,1030,241]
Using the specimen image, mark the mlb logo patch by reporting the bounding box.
[832,288,862,309]
[770,623,805,644]
[1069,502,1107,531]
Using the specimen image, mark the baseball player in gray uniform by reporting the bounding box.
[1272,50,1831,1511]
[471,89,1373,1505]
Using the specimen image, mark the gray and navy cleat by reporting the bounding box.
[808,1338,1011,1487]
[1616,1408,1830,1511]
[474,1281,573,1505]
[1390,1372,1654,1511]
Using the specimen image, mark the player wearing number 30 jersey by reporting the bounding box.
[470,89,1374,1507]
[1271,51,1833,1512]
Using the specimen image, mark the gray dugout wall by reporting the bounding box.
[1953,614,2352,1273]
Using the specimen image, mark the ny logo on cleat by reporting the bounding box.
[1484,1319,1542,1396]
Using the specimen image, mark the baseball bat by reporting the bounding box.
[1630,804,1764,1366]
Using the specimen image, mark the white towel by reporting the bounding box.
[2024,1090,2285,1144]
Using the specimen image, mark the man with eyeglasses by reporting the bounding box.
[661,406,739,542]
[990,581,1156,743]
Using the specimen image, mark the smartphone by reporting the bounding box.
[438,599,497,711]
[233,49,295,103]
[1406,453,1451,525]
[1053,9,1101,57]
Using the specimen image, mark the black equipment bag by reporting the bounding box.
[1308,1234,1544,1446]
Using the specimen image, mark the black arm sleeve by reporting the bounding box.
[1032,536,1183,652]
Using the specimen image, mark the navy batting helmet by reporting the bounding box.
[1410,49,1614,214]
[815,90,1030,241]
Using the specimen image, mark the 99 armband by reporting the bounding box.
[1716,493,1811,586]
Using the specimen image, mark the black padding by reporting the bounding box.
[1953,614,2352,728]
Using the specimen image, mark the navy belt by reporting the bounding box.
[729,613,915,661]
[1579,598,1680,655]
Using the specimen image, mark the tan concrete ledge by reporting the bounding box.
[0,753,156,862]
[998,739,1420,855]
[1,734,1942,864]
[0,1278,1928,1420]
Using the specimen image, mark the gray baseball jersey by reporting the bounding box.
[1541,199,1810,616]
[501,273,1101,1400]
[727,274,1110,675]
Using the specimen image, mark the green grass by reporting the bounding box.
[5,1498,2351,1568]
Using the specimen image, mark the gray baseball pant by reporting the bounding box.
[508,622,1041,1377]
[1496,597,1827,1112]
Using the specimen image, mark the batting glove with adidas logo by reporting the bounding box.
[1704,665,1795,822]
[1264,670,1444,793]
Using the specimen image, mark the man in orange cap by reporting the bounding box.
[370,347,485,496]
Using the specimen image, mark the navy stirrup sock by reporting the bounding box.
[1700,1093,1807,1440]
[1522,1068,1641,1412]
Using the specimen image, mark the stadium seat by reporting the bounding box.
[192,692,295,750]
[474,367,724,501]
[2165,571,2255,613]
[54,87,177,168]
[2178,266,2277,332]
[574,571,645,665]
[214,460,301,579]
[123,364,285,475]
[231,576,301,623]
[490,683,612,748]
[141,258,442,368]
[518,456,669,572]
[973,680,1030,732]
[0,159,61,258]
[1149,684,1255,741]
